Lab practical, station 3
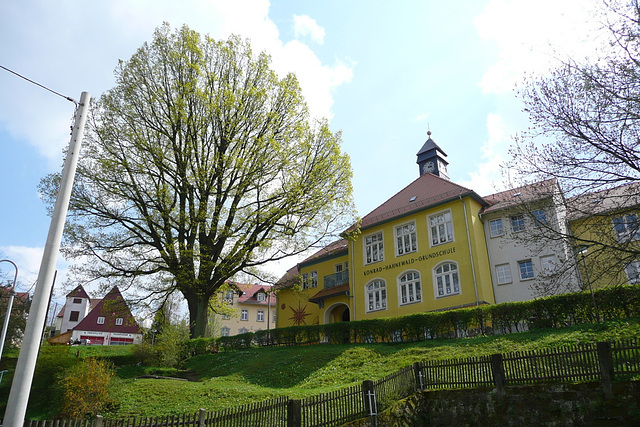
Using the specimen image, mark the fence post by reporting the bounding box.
[287,399,302,427]
[94,415,104,427]
[597,342,614,398]
[362,379,377,424]
[490,353,505,393]
[198,408,206,427]
[413,362,424,392]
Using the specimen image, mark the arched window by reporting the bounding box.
[434,262,460,297]
[398,271,421,305]
[366,279,387,312]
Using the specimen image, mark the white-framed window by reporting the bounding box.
[302,271,317,289]
[364,231,384,264]
[222,314,231,320]
[398,271,422,305]
[257,310,264,322]
[625,261,640,284]
[335,263,344,273]
[532,209,547,225]
[540,255,558,274]
[272,311,277,323]
[613,214,640,242]
[221,327,230,337]
[366,279,387,312]
[511,215,525,233]
[395,221,417,256]
[495,264,512,285]
[241,309,248,321]
[489,219,504,238]
[428,210,454,246]
[97,316,105,325]
[238,327,248,334]
[257,292,266,302]
[518,260,535,280]
[434,262,460,297]
[115,317,123,326]
[224,290,234,303]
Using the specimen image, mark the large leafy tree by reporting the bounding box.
[506,0,640,289]
[41,24,355,337]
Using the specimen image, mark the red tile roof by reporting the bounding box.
[299,239,348,267]
[0,286,29,303]
[229,282,275,306]
[351,172,486,231]
[481,179,558,214]
[67,285,90,299]
[566,182,640,221]
[308,283,349,303]
[73,286,141,334]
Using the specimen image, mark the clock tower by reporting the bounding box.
[416,131,449,179]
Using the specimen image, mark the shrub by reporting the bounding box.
[134,323,188,367]
[59,358,115,418]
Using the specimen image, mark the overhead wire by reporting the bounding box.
[0,64,77,104]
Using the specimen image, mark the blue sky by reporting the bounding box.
[0,0,605,302]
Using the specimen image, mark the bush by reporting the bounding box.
[134,324,188,367]
[59,358,115,418]
[206,285,640,351]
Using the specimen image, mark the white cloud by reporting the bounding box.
[272,40,354,119]
[0,0,351,166]
[0,244,75,295]
[293,14,326,45]
[458,113,511,195]
[474,0,606,94]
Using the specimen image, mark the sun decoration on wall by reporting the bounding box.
[288,303,312,326]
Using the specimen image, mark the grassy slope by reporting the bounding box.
[110,320,640,417]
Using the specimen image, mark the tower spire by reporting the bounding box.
[416,130,449,179]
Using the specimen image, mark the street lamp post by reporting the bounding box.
[0,259,18,365]
[577,245,600,322]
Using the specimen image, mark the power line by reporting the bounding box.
[0,64,77,104]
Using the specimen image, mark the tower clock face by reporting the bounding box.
[423,161,435,173]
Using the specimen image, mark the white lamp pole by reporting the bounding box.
[3,92,90,427]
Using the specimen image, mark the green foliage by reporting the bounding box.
[25,345,79,418]
[134,324,189,367]
[40,23,356,339]
[59,358,116,418]
[0,285,30,351]
[266,286,640,346]
[111,320,640,417]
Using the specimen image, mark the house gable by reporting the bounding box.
[73,286,141,334]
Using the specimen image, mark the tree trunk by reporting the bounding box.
[186,293,210,338]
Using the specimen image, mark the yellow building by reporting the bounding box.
[276,132,640,329]
[276,133,495,327]
[214,282,276,336]
[568,184,640,289]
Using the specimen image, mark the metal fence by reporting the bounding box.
[5,339,640,427]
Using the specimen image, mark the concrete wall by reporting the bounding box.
[347,381,640,426]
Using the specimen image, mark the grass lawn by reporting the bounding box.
[113,319,640,417]
[1,319,638,419]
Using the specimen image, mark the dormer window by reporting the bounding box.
[73,298,82,304]
[97,316,105,325]
[115,317,123,326]
[257,292,266,302]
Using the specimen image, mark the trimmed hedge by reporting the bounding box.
[184,285,640,355]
